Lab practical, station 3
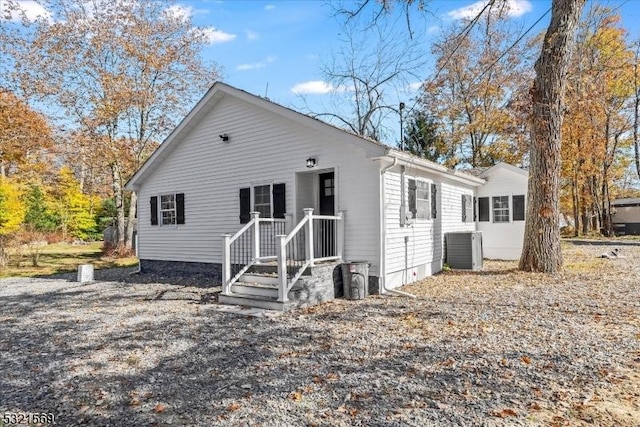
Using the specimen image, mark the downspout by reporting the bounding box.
[380,156,416,299]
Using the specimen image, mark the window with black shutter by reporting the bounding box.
[478,197,490,222]
[150,196,158,225]
[272,183,286,219]
[513,194,525,221]
[408,178,432,220]
[239,187,251,223]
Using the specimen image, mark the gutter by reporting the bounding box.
[379,156,416,299]
[376,148,486,186]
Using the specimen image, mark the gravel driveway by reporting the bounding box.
[1,244,638,426]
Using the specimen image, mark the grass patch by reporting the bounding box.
[0,242,138,278]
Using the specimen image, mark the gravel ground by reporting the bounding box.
[0,243,638,426]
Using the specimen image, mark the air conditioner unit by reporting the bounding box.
[445,231,483,270]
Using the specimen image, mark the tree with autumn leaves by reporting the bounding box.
[2,0,220,251]
[416,10,533,168]
[561,7,637,237]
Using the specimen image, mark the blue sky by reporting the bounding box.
[6,0,640,144]
[183,0,639,109]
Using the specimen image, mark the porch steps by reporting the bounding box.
[219,275,299,311]
[217,293,291,311]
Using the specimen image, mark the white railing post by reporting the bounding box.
[337,210,345,260]
[304,208,314,266]
[222,234,231,295]
[276,235,288,302]
[251,212,260,263]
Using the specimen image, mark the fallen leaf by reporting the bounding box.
[491,408,518,417]
[521,355,532,365]
[289,391,303,401]
[228,402,241,412]
[326,372,339,381]
[153,403,166,413]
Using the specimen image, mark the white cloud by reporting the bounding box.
[408,82,423,91]
[163,4,194,21]
[264,4,276,11]
[1,0,52,23]
[236,56,276,71]
[291,80,337,95]
[246,30,259,40]
[427,25,439,34]
[200,27,237,44]
[447,0,532,20]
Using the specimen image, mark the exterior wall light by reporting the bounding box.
[306,157,317,168]
[219,133,229,142]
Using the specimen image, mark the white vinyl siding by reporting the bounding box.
[476,165,528,260]
[136,94,382,275]
[384,171,437,284]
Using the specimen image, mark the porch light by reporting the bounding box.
[219,133,229,142]
[306,157,317,168]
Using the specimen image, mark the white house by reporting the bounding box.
[473,163,529,260]
[125,82,528,310]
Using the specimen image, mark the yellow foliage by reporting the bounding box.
[0,178,26,236]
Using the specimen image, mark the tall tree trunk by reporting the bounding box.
[571,176,579,236]
[634,47,640,180]
[125,191,137,250]
[520,0,585,273]
[111,162,125,247]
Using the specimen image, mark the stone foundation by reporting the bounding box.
[140,259,222,282]
[288,263,337,309]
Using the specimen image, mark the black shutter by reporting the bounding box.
[408,179,417,219]
[461,194,467,222]
[272,183,286,219]
[431,183,437,219]
[513,194,525,221]
[150,196,158,226]
[478,197,490,222]
[239,187,251,223]
[176,193,185,224]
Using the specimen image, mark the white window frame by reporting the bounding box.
[492,195,510,223]
[252,183,273,219]
[409,178,432,220]
[462,194,473,223]
[416,180,430,220]
[160,193,177,226]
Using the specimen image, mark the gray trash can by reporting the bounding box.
[341,261,369,300]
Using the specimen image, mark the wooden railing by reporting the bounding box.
[222,209,344,302]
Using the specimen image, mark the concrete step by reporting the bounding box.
[239,273,279,285]
[232,281,278,298]
[218,293,292,311]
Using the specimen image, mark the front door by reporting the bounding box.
[317,172,335,258]
[319,172,335,216]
